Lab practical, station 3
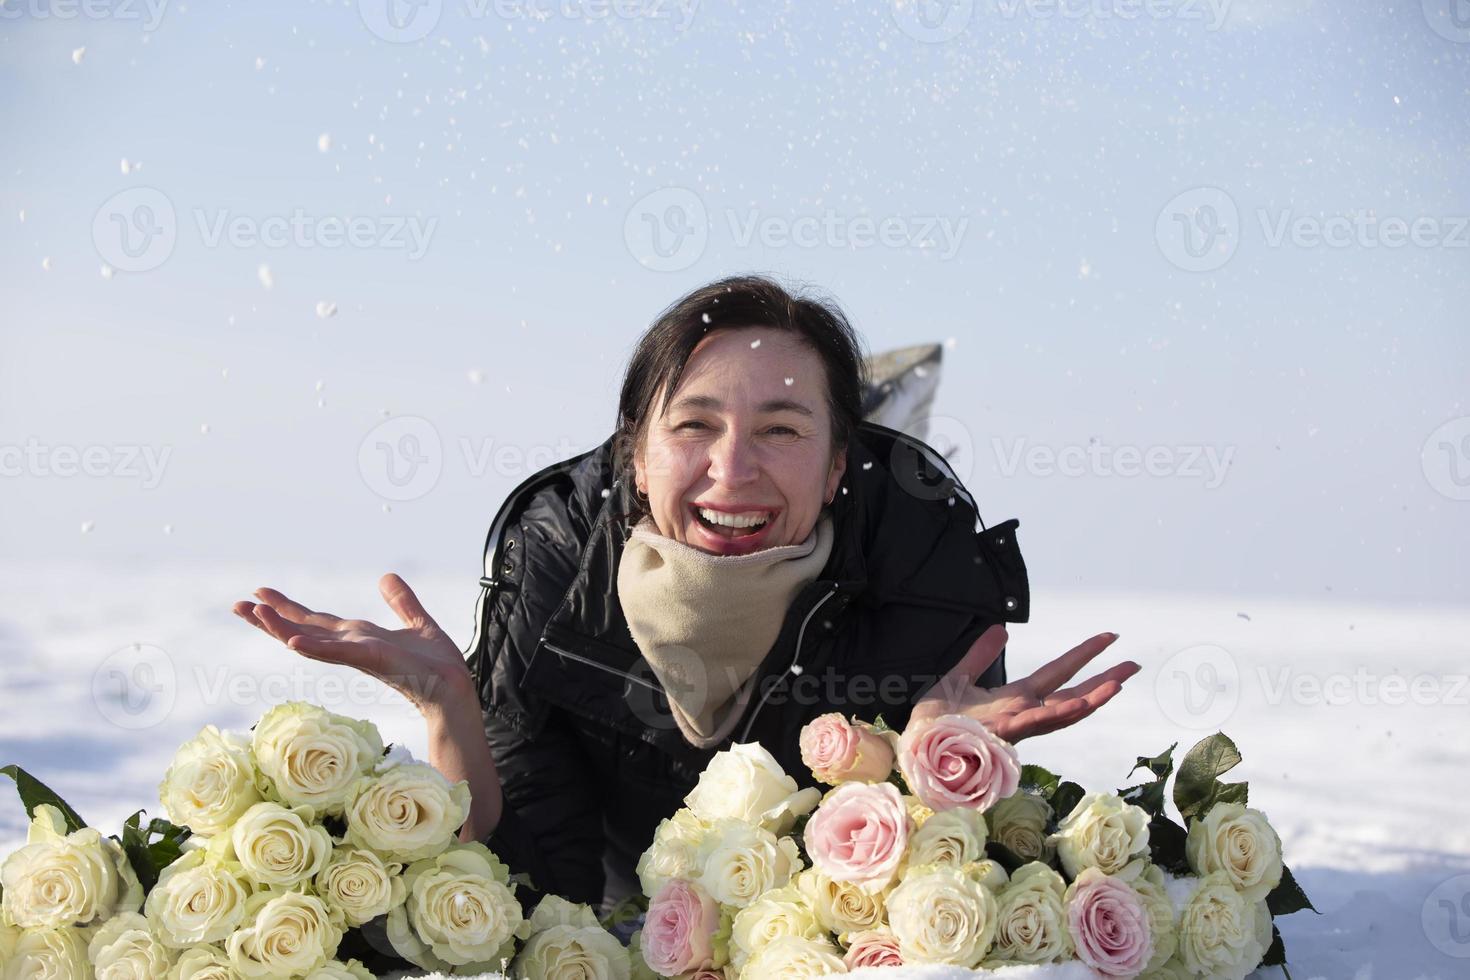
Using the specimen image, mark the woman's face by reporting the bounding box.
[633,328,847,556]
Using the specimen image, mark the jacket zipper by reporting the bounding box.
[540,640,663,693]
[738,585,839,743]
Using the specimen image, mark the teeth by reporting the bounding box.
[698,507,769,529]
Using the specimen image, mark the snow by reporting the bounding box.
[0,565,1464,979]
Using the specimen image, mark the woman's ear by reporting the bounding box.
[824,446,848,504]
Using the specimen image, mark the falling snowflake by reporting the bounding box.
[702,312,712,323]
[750,338,761,349]
[784,377,794,386]
[317,133,333,153]
[100,264,114,279]
[71,47,86,65]
[468,369,485,384]
[120,159,132,175]
[163,524,173,535]
[862,461,873,470]
[257,264,274,289]
[200,423,211,435]
[80,521,95,533]
[315,300,337,319]
[40,257,51,272]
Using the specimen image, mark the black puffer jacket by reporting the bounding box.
[463,421,1031,910]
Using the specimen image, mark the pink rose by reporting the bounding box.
[804,782,910,890]
[897,713,1021,812]
[1065,867,1154,977]
[799,713,897,785]
[641,878,720,976]
[843,930,904,969]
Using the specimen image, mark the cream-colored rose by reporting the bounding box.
[738,935,847,977]
[513,924,631,980]
[342,760,472,863]
[315,846,405,927]
[159,725,264,836]
[887,865,999,967]
[144,848,251,947]
[1122,858,1178,973]
[386,842,523,973]
[0,804,143,929]
[986,791,1054,862]
[964,859,1010,892]
[251,702,384,815]
[227,889,344,979]
[1185,803,1284,902]
[168,945,237,980]
[5,925,91,977]
[795,869,887,939]
[304,959,376,980]
[1047,791,1149,877]
[87,910,176,979]
[1139,954,1196,980]
[635,808,710,898]
[0,921,18,962]
[1175,871,1269,980]
[524,894,602,934]
[729,883,824,972]
[694,818,804,908]
[684,742,820,835]
[227,801,333,887]
[906,807,988,869]
[986,862,1071,965]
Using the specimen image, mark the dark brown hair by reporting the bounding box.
[612,275,868,525]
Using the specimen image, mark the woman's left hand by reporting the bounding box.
[911,625,1140,742]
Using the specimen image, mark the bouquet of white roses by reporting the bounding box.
[632,713,1314,979]
[0,701,631,980]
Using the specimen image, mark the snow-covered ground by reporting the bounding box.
[1,560,1465,979]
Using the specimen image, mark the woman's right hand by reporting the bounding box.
[232,573,474,714]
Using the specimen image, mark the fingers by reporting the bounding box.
[1047,660,1141,704]
[941,625,1007,689]
[285,634,387,677]
[251,587,344,630]
[379,573,434,630]
[1021,632,1121,699]
[1000,675,1132,742]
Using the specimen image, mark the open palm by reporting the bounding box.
[232,574,471,713]
[912,625,1140,742]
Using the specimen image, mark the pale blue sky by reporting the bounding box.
[2,0,1466,603]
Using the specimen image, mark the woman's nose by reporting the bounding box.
[706,432,759,487]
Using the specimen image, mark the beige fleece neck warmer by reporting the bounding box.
[616,512,835,749]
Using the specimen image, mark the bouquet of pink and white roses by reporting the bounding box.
[0,702,631,980]
[632,713,1314,980]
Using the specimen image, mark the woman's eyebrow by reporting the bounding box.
[669,394,814,416]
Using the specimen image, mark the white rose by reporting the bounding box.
[315,846,406,927]
[251,702,384,815]
[343,761,472,863]
[227,889,344,979]
[906,808,988,870]
[168,945,237,980]
[738,935,847,977]
[730,883,824,973]
[386,842,523,973]
[986,791,1054,862]
[1122,857,1179,973]
[227,801,333,887]
[1047,791,1150,877]
[87,911,176,979]
[524,895,602,934]
[635,808,709,898]
[887,865,999,967]
[5,926,90,978]
[144,848,251,947]
[304,959,376,980]
[159,725,263,836]
[965,859,1011,893]
[684,743,820,834]
[986,862,1071,965]
[695,818,804,908]
[795,869,888,939]
[0,804,142,929]
[1185,803,1284,902]
[1175,871,1270,980]
[513,924,632,980]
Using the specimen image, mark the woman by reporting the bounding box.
[232,275,1139,912]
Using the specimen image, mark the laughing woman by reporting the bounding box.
[232,275,1140,911]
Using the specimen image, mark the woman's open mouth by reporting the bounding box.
[688,503,779,553]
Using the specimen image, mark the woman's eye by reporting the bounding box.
[766,426,798,436]
[676,420,709,431]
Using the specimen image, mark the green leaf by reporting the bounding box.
[1146,814,1190,874]
[1261,924,1286,966]
[1020,764,1060,799]
[1128,743,1177,782]
[113,809,191,892]
[871,714,894,735]
[1173,733,1246,823]
[0,764,87,833]
[1051,780,1085,821]
[1267,864,1318,916]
